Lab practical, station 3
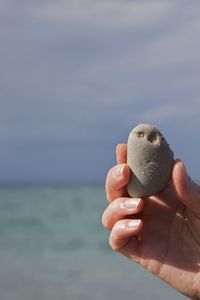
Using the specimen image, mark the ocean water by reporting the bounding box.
[0,185,187,300]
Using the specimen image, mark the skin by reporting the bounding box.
[102,144,200,299]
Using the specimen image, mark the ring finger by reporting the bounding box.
[109,218,143,251]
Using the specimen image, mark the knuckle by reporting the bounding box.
[111,221,122,239]
[109,234,117,250]
[102,199,124,231]
[101,209,113,230]
[111,197,126,213]
[105,168,117,200]
[106,167,114,183]
[109,231,121,251]
[102,219,110,230]
[111,199,120,211]
[101,211,109,229]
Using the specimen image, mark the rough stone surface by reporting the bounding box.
[127,123,174,198]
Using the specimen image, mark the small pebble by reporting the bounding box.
[127,123,174,198]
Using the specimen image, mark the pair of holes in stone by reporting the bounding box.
[136,131,158,144]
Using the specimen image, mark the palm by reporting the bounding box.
[122,183,200,297]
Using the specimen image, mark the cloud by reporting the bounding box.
[1,1,200,181]
[32,0,172,28]
[140,99,200,125]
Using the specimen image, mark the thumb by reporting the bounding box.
[172,160,200,216]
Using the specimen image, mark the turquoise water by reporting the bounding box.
[0,185,186,300]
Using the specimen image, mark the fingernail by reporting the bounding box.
[123,198,140,209]
[127,220,141,228]
[116,144,120,152]
[112,164,125,179]
[116,143,123,151]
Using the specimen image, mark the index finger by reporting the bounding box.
[116,144,127,164]
[105,144,129,203]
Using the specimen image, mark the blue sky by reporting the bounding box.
[0,0,200,183]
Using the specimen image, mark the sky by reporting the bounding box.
[0,0,200,183]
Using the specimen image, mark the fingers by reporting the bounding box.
[116,144,127,164]
[109,219,143,251]
[105,144,129,202]
[104,143,143,252]
[102,197,144,230]
[105,164,130,202]
[102,197,143,251]
[172,160,200,216]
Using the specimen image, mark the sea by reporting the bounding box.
[0,185,187,300]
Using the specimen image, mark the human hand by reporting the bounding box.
[102,144,200,299]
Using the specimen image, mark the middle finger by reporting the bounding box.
[102,197,144,230]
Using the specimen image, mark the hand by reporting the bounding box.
[102,144,200,299]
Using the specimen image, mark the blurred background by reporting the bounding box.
[0,0,199,299]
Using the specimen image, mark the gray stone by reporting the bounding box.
[127,123,174,198]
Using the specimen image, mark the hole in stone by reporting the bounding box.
[147,132,157,143]
[136,131,144,138]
